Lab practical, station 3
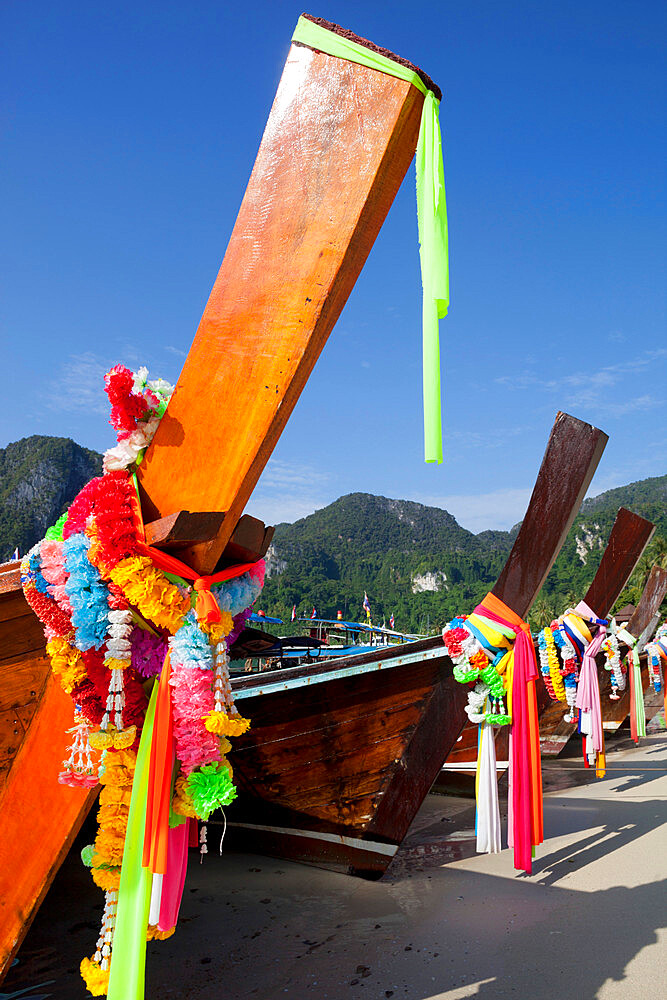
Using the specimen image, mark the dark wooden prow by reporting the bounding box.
[144,512,274,568]
[538,508,655,754]
[136,22,431,574]
[366,412,607,840]
[491,412,608,617]
[583,508,655,617]
[626,565,667,644]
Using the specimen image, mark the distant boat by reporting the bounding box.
[234,615,424,671]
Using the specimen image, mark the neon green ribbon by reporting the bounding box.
[618,629,646,738]
[107,684,157,1000]
[292,17,449,464]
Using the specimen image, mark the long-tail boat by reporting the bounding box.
[221,410,606,877]
[436,506,655,781]
[0,12,609,979]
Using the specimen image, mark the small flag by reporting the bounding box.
[310,607,317,619]
[291,605,296,622]
[363,592,371,622]
[12,546,20,560]
[390,613,395,629]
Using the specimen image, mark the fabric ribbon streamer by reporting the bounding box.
[573,602,607,777]
[475,703,501,854]
[156,822,190,933]
[291,15,449,464]
[137,541,259,624]
[107,686,158,1000]
[618,628,646,742]
[467,593,543,874]
[143,653,175,924]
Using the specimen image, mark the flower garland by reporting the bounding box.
[551,621,579,722]
[644,620,666,696]
[602,619,626,699]
[442,618,511,726]
[445,593,543,873]
[22,364,265,998]
[537,624,566,702]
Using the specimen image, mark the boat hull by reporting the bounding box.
[0,566,95,981]
[227,639,466,878]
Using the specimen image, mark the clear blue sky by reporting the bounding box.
[2,1,665,531]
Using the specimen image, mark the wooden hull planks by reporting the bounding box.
[0,567,95,980]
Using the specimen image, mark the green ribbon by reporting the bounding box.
[618,629,646,738]
[107,684,158,1000]
[629,644,646,738]
[292,17,449,464]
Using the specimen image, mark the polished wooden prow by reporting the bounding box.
[583,508,655,616]
[137,22,431,573]
[626,565,667,644]
[144,512,274,568]
[367,412,607,831]
[491,412,607,617]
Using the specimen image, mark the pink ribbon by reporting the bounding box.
[574,601,606,754]
[157,820,192,933]
[509,628,542,874]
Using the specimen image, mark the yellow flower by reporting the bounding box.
[171,773,197,819]
[109,555,188,633]
[46,636,87,693]
[147,924,175,941]
[91,866,121,892]
[80,957,110,996]
[203,711,250,737]
[103,656,130,672]
[201,611,234,644]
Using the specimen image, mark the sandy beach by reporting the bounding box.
[7,726,666,1000]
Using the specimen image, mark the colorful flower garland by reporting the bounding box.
[22,365,265,997]
[445,593,543,873]
[602,619,626,699]
[644,620,666,697]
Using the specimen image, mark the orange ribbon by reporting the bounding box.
[137,541,260,625]
[475,592,543,872]
[143,651,174,876]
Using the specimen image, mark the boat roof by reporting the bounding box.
[249,612,284,625]
[296,617,423,640]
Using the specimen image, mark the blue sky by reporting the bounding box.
[2,0,665,532]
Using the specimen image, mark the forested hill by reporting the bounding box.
[0,434,664,631]
[0,436,101,561]
[261,477,667,631]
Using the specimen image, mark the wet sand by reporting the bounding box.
[7,727,666,1000]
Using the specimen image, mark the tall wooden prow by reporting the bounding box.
[136,15,438,574]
